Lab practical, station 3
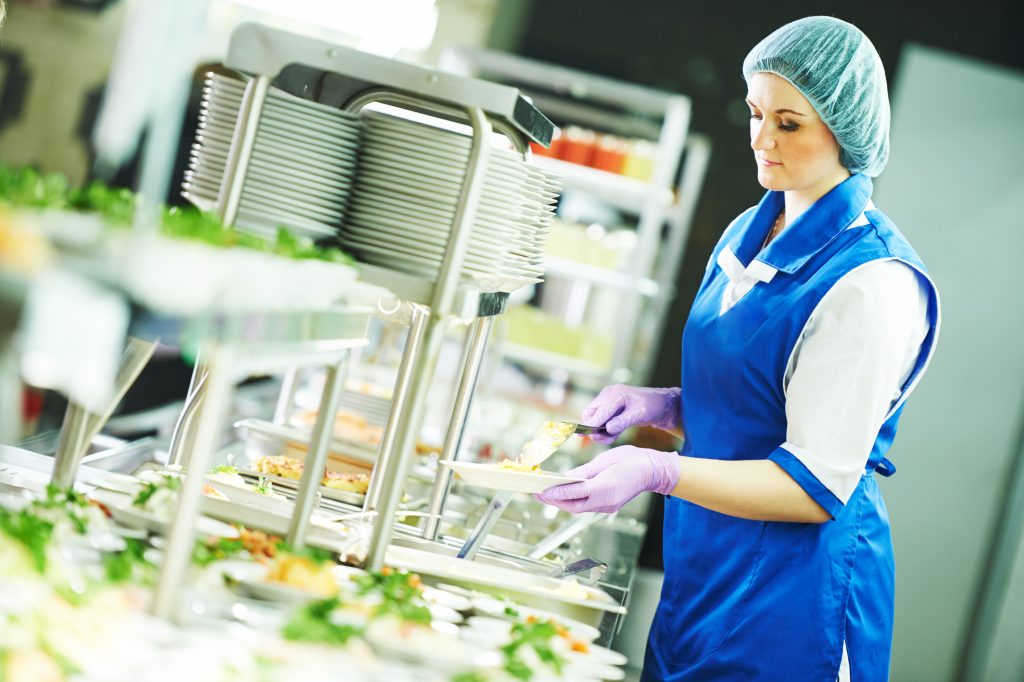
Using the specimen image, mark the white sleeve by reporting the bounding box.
[777,259,930,505]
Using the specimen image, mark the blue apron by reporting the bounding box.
[642,174,940,681]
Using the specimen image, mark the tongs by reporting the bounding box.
[457,421,610,562]
[565,422,611,438]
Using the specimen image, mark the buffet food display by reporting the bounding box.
[0,480,628,681]
[0,23,645,682]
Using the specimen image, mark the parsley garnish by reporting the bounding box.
[282,597,363,645]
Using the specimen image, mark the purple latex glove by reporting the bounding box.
[535,446,680,514]
[581,385,681,444]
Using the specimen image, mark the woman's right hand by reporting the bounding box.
[581,384,682,444]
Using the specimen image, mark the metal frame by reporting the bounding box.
[152,309,370,620]
[203,25,549,575]
[441,46,707,386]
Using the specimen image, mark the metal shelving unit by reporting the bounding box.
[441,47,711,387]
[180,24,557,574]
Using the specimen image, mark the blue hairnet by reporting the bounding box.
[742,16,890,177]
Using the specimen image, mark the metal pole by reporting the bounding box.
[215,74,270,227]
[364,107,493,571]
[52,403,89,489]
[286,354,349,550]
[52,337,157,487]
[364,306,429,512]
[273,368,301,425]
[421,316,493,540]
[153,346,233,621]
[0,344,21,444]
[166,357,207,469]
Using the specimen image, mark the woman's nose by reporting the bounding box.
[751,123,776,151]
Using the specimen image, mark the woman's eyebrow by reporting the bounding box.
[745,99,807,116]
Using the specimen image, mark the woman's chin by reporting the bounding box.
[756,168,788,191]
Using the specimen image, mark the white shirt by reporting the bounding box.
[718,218,931,506]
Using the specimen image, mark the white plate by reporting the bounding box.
[91,473,143,495]
[235,210,338,239]
[562,659,625,681]
[205,477,293,515]
[571,644,628,667]
[258,112,362,148]
[384,545,625,628]
[440,461,583,495]
[243,172,353,203]
[256,118,361,155]
[346,203,528,246]
[254,124,360,161]
[341,224,511,265]
[107,503,240,539]
[246,162,353,194]
[240,185,347,219]
[235,469,367,507]
[470,596,601,643]
[234,193,339,225]
[199,496,367,559]
[245,156,354,190]
[338,232,502,276]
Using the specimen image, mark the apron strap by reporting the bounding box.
[872,457,896,477]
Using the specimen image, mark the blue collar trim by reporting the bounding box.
[729,174,874,275]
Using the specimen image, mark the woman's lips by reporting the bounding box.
[757,158,782,167]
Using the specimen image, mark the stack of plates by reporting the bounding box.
[340,110,560,290]
[182,72,362,241]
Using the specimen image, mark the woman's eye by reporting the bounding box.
[749,113,762,121]
[780,121,800,132]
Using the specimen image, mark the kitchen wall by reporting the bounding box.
[0,1,128,183]
[503,2,1024,679]
[873,44,1024,681]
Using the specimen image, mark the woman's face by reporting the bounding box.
[746,72,847,194]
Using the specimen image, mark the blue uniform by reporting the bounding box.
[642,174,940,681]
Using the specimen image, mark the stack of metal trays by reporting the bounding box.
[340,109,560,291]
[183,72,362,241]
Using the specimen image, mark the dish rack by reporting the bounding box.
[165,20,559,602]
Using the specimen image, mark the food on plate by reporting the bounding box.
[252,455,304,480]
[132,475,182,517]
[238,527,282,560]
[519,420,575,464]
[251,455,368,495]
[322,470,370,494]
[495,458,541,473]
[252,478,288,501]
[548,577,590,600]
[490,421,576,474]
[207,465,247,488]
[524,615,589,653]
[201,484,229,501]
[265,552,338,597]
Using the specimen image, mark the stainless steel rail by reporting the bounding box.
[421,315,493,540]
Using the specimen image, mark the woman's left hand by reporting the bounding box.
[535,446,680,514]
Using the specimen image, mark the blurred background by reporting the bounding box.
[1,0,1022,679]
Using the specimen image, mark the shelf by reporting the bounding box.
[543,256,659,296]
[502,342,613,382]
[531,156,673,213]
[354,262,511,318]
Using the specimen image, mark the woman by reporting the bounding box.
[538,16,940,681]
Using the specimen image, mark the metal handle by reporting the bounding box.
[547,557,608,585]
[456,490,513,561]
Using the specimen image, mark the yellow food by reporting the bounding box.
[265,554,337,597]
[321,470,369,494]
[201,484,228,501]
[252,455,304,480]
[495,458,541,473]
